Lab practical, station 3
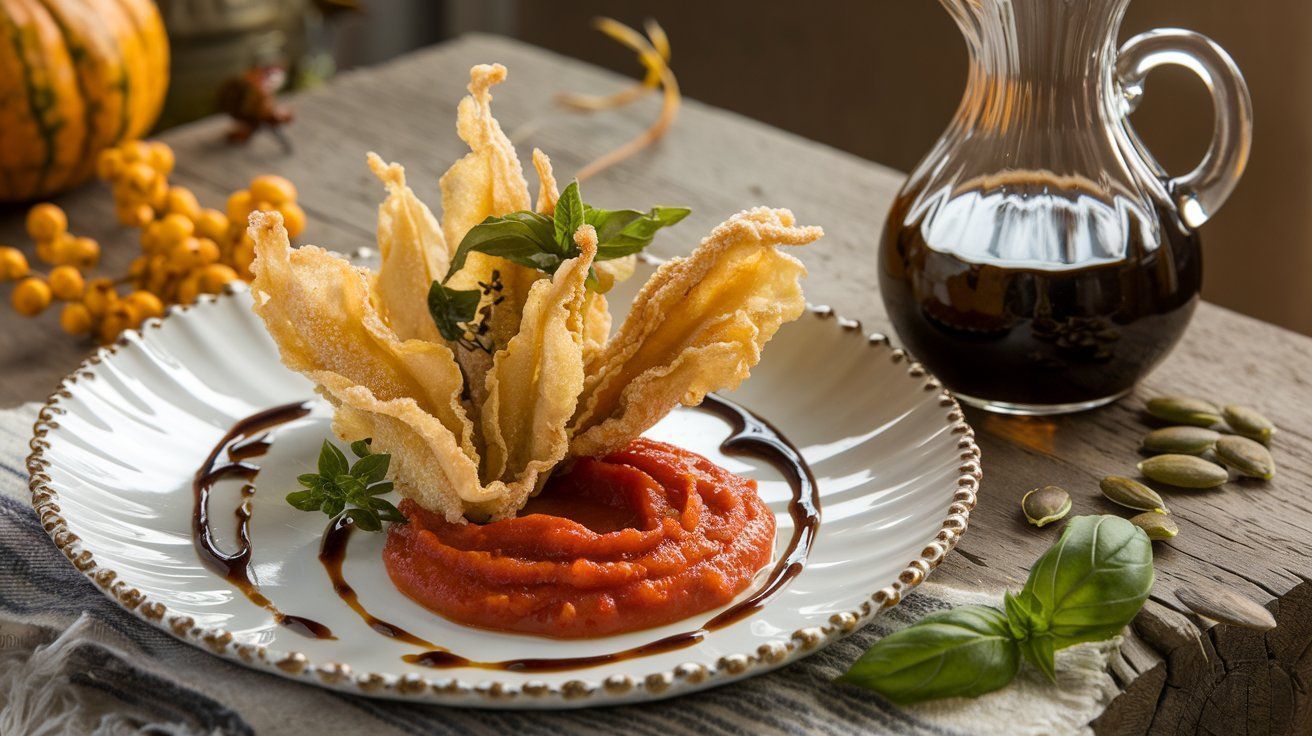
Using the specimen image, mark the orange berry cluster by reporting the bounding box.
[1,203,131,341]
[1,139,304,344]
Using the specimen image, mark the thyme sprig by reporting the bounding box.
[285,438,405,532]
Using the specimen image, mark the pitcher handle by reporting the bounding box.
[1116,28,1253,228]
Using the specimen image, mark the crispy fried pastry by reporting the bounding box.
[570,208,821,457]
[249,64,822,522]
[367,153,448,344]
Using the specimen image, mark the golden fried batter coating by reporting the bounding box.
[532,148,560,215]
[248,211,473,458]
[570,208,821,457]
[440,63,540,354]
[367,153,448,344]
[248,64,823,522]
[478,227,596,515]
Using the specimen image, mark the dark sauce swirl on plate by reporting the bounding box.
[194,393,819,671]
[192,401,333,639]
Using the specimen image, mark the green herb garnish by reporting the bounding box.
[839,605,1020,703]
[443,181,690,282]
[428,181,688,353]
[285,438,405,532]
[427,271,502,354]
[838,515,1153,704]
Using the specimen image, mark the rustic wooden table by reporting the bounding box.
[2,34,1308,734]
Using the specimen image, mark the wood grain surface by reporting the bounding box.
[1,34,1307,734]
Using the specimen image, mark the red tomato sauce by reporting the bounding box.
[383,438,776,638]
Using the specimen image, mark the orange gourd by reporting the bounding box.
[0,0,169,201]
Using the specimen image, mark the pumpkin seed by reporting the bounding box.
[1175,584,1276,630]
[1021,486,1071,527]
[1137,454,1228,489]
[1223,404,1276,445]
[1099,475,1168,513]
[1145,396,1222,427]
[1141,426,1219,455]
[1215,435,1275,480]
[1129,511,1178,541]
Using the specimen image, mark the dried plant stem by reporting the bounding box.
[566,18,681,182]
[555,18,670,111]
[556,80,654,112]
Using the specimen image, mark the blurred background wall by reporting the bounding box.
[163,0,1310,335]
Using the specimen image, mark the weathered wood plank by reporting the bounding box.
[0,33,1309,732]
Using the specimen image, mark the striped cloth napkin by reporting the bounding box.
[0,403,1118,736]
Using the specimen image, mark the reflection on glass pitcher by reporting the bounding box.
[879,0,1253,416]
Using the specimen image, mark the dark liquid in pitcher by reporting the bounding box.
[879,175,1201,407]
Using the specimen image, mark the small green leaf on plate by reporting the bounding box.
[351,453,390,484]
[318,440,348,478]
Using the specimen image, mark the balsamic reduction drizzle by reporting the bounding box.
[318,514,433,648]
[698,393,821,628]
[195,393,819,671]
[192,401,333,639]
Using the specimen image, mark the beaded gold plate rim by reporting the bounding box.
[25,273,981,707]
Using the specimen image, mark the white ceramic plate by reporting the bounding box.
[26,260,980,708]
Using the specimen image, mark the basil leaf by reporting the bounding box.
[554,181,585,250]
[297,473,323,489]
[1001,591,1056,682]
[427,282,482,343]
[585,205,690,260]
[445,212,558,281]
[1019,633,1057,683]
[365,480,394,496]
[1016,515,1154,649]
[350,453,390,484]
[285,489,322,512]
[838,605,1019,704]
[349,438,372,458]
[317,440,348,478]
[506,250,567,274]
[1001,589,1031,640]
[441,187,687,291]
[503,210,562,250]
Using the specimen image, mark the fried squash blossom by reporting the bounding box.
[248,63,822,636]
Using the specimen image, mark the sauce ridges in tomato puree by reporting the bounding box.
[383,438,776,638]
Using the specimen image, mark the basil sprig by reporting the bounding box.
[1008,514,1155,674]
[840,515,1153,704]
[428,180,687,352]
[443,210,563,280]
[285,438,405,532]
[442,181,690,282]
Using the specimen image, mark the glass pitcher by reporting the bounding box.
[879,0,1252,415]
